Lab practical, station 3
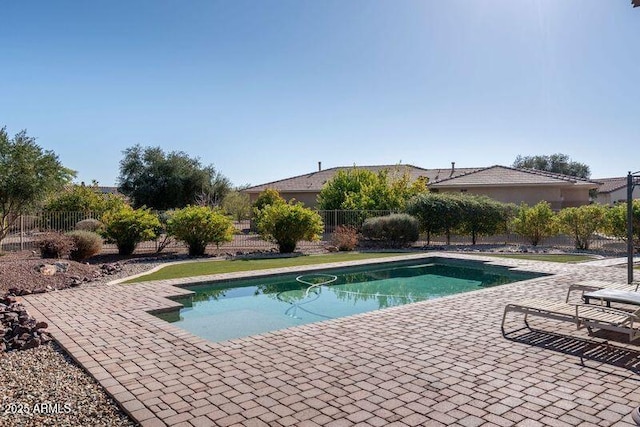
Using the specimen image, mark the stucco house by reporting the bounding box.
[429,165,598,210]
[594,177,640,205]
[244,163,599,210]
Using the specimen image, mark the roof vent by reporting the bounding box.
[318,161,322,172]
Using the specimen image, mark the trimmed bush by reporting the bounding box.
[67,230,103,260]
[167,206,235,256]
[330,225,359,251]
[511,201,557,246]
[101,206,160,255]
[75,218,104,232]
[256,202,324,253]
[38,232,75,258]
[405,193,464,245]
[557,204,607,250]
[361,214,419,248]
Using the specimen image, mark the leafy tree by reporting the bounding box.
[317,167,428,211]
[43,182,127,230]
[222,190,252,222]
[511,201,557,246]
[0,127,75,241]
[101,205,161,255]
[253,188,286,212]
[512,153,590,179]
[405,193,464,245]
[44,182,125,214]
[556,204,608,250]
[256,201,324,253]
[458,195,512,245]
[118,144,231,210]
[605,200,640,246]
[167,205,235,256]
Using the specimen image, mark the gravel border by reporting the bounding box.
[0,342,137,427]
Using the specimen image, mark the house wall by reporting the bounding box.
[437,186,591,210]
[596,186,640,205]
[247,185,595,210]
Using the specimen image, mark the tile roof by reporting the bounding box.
[594,177,628,193]
[429,165,599,188]
[244,164,480,193]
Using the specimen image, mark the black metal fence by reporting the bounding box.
[0,210,627,254]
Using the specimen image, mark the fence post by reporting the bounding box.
[20,214,24,251]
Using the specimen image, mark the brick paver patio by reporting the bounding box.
[20,253,640,426]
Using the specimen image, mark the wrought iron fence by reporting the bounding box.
[0,210,627,254]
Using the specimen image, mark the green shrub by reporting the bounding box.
[67,230,103,260]
[605,200,640,247]
[256,202,324,253]
[511,201,557,246]
[38,232,75,258]
[556,204,607,250]
[457,195,513,245]
[405,193,464,244]
[167,206,235,256]
[361,214,419,248]
[75,218,104,232]
[101,206,160,255]
[330,225,359,251]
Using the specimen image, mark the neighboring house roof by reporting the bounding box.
[98,186,120,194]
[244,164,481,193]
[594,177,628,194]
[429,165,599,188]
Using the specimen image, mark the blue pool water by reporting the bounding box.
[157,257,543,343]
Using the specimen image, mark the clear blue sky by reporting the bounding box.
[2,0,639,187]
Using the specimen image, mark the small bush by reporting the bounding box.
[38,232,75,258]
[256,202,324,253]
[67,230,103,260]
[330,226,359,251]
[361,214,420,248]
[101,206,160,255]
[167,206,235,256]
[75,218,104,232]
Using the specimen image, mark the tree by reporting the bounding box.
[512,153,590,179]
[222,190,252,222]
[101,205,161,255]
[167,206,235,256]
[458,195,512,245]
[0,127,75,241]
[511,202,557,246]
[405,193,464,245]
[605,200,640,246]
[317,167,428,211]
[45,183,125,213]
[256,202,324,253]
[117,144,231,210]
[556,204,608,250]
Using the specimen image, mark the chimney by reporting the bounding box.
[318,161,322,171]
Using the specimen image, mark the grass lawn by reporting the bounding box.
[126,252,408,283]
[482,254,597,263]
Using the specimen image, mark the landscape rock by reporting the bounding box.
[0,295,52,352]
[38,264,58,276]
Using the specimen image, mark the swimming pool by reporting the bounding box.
[157,257,544,343]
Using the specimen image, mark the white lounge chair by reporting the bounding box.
[565,280,640,303]
[502,298,640,342]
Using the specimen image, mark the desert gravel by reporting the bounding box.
[1,342,136,427]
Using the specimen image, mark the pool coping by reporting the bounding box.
[19,252,640,426]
